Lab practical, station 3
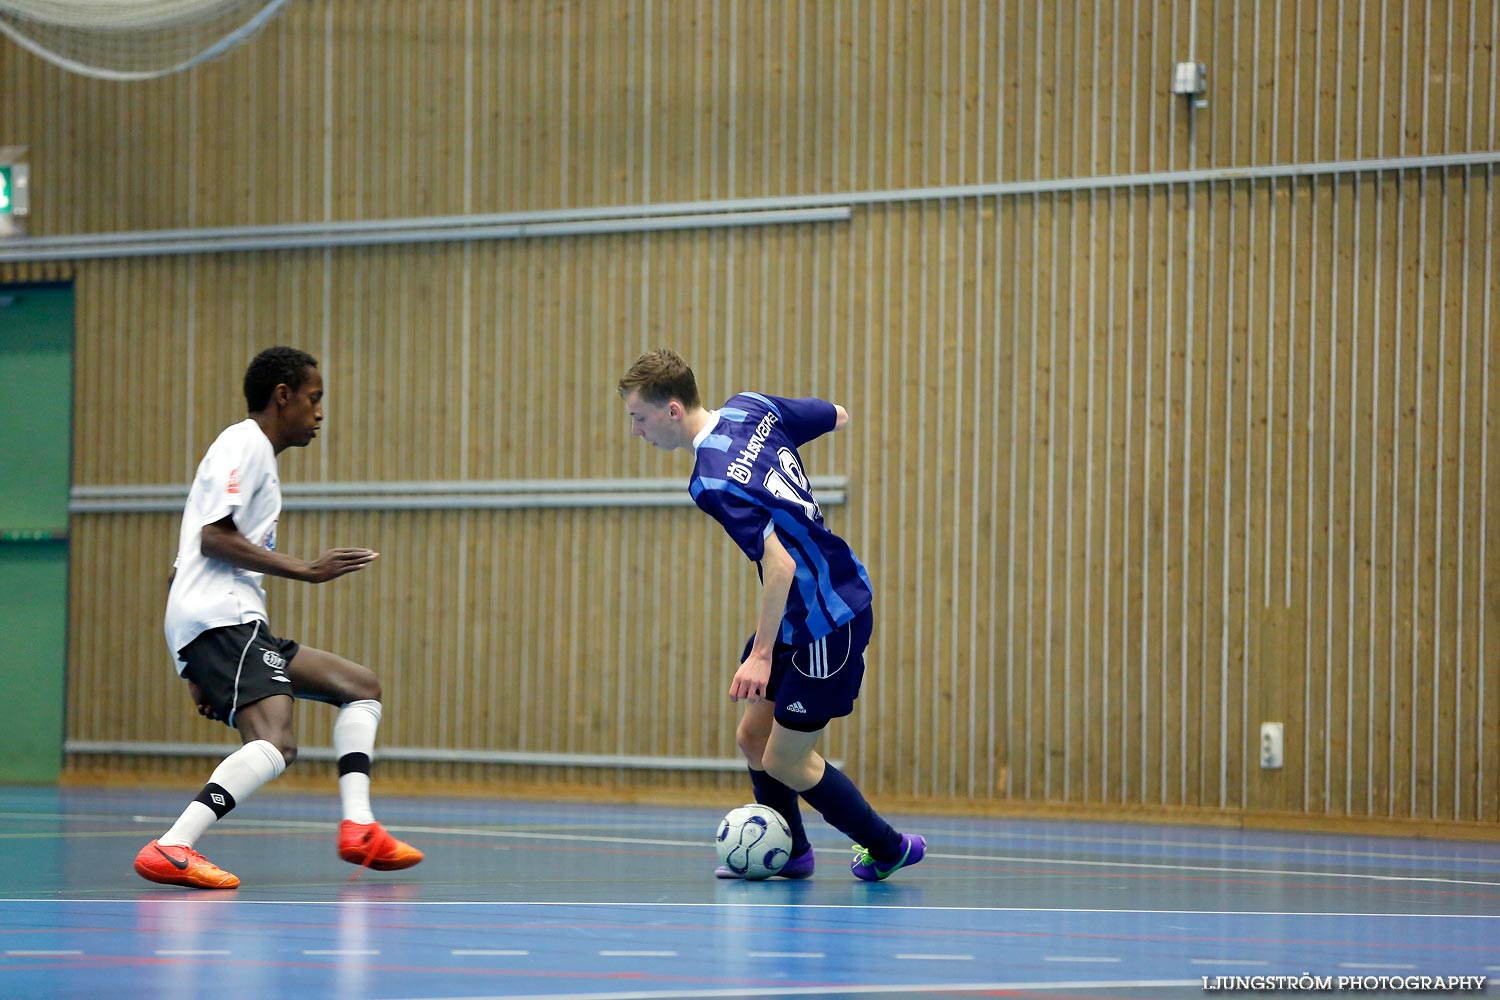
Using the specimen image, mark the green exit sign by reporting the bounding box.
[0,161,29,221]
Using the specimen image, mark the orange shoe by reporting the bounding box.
[338,820,424,871]
[134,839,240,890]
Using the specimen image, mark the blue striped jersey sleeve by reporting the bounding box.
[740,393,837,448]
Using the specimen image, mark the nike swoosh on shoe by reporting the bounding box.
[154,845,190,870]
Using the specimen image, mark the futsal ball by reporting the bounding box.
[715,803,793,879]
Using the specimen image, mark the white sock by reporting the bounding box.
[334,699,382,824]
[159,739,287,848]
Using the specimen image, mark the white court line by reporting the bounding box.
[1189,959,1269,967]
[7,809,1499,887]
[76,813,1500,888]
[6,809,1499,870]
[895,953,974,961]
[122,814,696,850]
[1340,962,1417,970]
[599,950,677,957]
[1045,956,1122,964]
[5,949,83,956]
[926,850,1500,888]
[155,949,231,956]
[452,949,529,956]
[747,951,824,959]
[386,980,1203,1000]
[3,898,1499,921]
[303,949,379,956]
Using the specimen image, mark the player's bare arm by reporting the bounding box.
[730,530,797,704]
[200,516,377,584]
[833,404,849,430]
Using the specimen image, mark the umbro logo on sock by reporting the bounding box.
[785,701,807,713]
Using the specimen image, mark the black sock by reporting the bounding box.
[749,767,811,857]
[192,782,237,820]
[798,763,901,860]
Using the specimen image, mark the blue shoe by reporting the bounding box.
[776,845,815,879]
[716,845,815,880]
[851,833,925,881]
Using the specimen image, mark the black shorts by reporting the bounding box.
[178,621,300,728]
[741,607,874,732]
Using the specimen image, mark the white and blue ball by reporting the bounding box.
[715,803,793,879]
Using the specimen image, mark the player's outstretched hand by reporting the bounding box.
[186,679,221,722]
[305,547,379,582]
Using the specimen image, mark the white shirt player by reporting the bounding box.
[163,418,282,671]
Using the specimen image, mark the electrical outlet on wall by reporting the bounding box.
[1259,722,1284,769]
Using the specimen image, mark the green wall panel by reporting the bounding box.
[0,285,73,782]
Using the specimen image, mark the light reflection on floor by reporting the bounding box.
[2,786,1497,1000]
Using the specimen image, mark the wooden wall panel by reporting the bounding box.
[4,1,1496,827]
[0,262,73,284]
[5,1,1495,236]
[57,168,1497,826]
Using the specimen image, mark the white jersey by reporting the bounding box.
[163,419,282,671]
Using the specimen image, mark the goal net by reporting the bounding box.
[0,0,293,81]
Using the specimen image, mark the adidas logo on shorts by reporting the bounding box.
[785,701,807,713]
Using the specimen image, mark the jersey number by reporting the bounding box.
[764,448,821,521]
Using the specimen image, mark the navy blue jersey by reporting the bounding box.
[690,392,873,645]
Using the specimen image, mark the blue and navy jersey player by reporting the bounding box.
[689,391,872,649]
[619,349,925,883]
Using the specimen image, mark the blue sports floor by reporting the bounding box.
[1,785,1497,999]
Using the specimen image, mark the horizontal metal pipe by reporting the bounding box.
[0,207,852,263]
[833,149,1500,203]
[65,740,767,772]
[71,477,828,497]
[71,491,848,513]
[69,476,849,514]
[3,151,1493,263]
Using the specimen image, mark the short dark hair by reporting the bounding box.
[244,347,318,411]
[616,349,701,409]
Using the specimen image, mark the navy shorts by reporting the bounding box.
[741,607,874,732]
[178,621,300,728]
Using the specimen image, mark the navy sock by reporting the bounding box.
[798,763,902,860]
[749,767,811,857]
